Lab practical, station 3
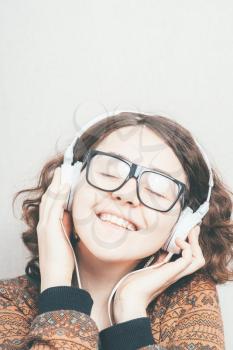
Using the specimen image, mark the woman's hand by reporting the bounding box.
[113,225,204,323]
[37,166,75,293]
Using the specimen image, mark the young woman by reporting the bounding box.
[0,112,232,350]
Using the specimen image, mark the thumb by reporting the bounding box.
[52,182,71,219]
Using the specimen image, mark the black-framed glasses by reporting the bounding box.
[81,148,188,212]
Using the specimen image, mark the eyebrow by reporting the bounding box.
[108,151,176,179]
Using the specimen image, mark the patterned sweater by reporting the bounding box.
[0,268,225,349]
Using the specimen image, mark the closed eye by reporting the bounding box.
[99,172,118,179]
[146,188,166,199]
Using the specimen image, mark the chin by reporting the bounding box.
[85,243,131,263]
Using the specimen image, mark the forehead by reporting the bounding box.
[95,125,188,186]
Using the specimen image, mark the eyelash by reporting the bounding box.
[100,173,117,178]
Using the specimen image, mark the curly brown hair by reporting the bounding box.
[13,112,233,286]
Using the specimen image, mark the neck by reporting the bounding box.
[74,241,141,305]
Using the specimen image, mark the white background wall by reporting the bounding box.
[0,1,232,348]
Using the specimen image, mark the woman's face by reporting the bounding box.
[72,125,188,262]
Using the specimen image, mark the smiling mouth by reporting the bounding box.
[95,213,138,231]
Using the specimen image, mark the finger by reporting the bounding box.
[143,238,193,293]
[174,238,193,269]
[142,232,200,301]
[187,225,201,258]
[186,225,205,269]
[40,167,61,218]
[49,182,71,220]
[172,227,205,279]
[45,167,61,200]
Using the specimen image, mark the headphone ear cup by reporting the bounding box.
[60,163,73,211]
[66,161,83,212]
[162,207,194,253]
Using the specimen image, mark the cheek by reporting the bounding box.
[143,201,182,246]
[71,181,108,242]
[149,205,181,234]
[72,181,99,223]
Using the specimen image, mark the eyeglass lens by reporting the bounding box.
[87,153,180,211]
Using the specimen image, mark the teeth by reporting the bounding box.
[98,213,136,231]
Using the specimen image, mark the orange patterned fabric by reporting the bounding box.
[0,269,225,349]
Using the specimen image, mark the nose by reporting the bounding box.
[110,177,140,207]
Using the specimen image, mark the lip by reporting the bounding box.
[95,211,139,231]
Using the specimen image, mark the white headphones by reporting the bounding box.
[59,109,214,325]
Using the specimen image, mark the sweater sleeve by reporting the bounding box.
[0,278,99,349]
[156,269,226,349]
[99,316,155,349]
[99,317,169,350]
